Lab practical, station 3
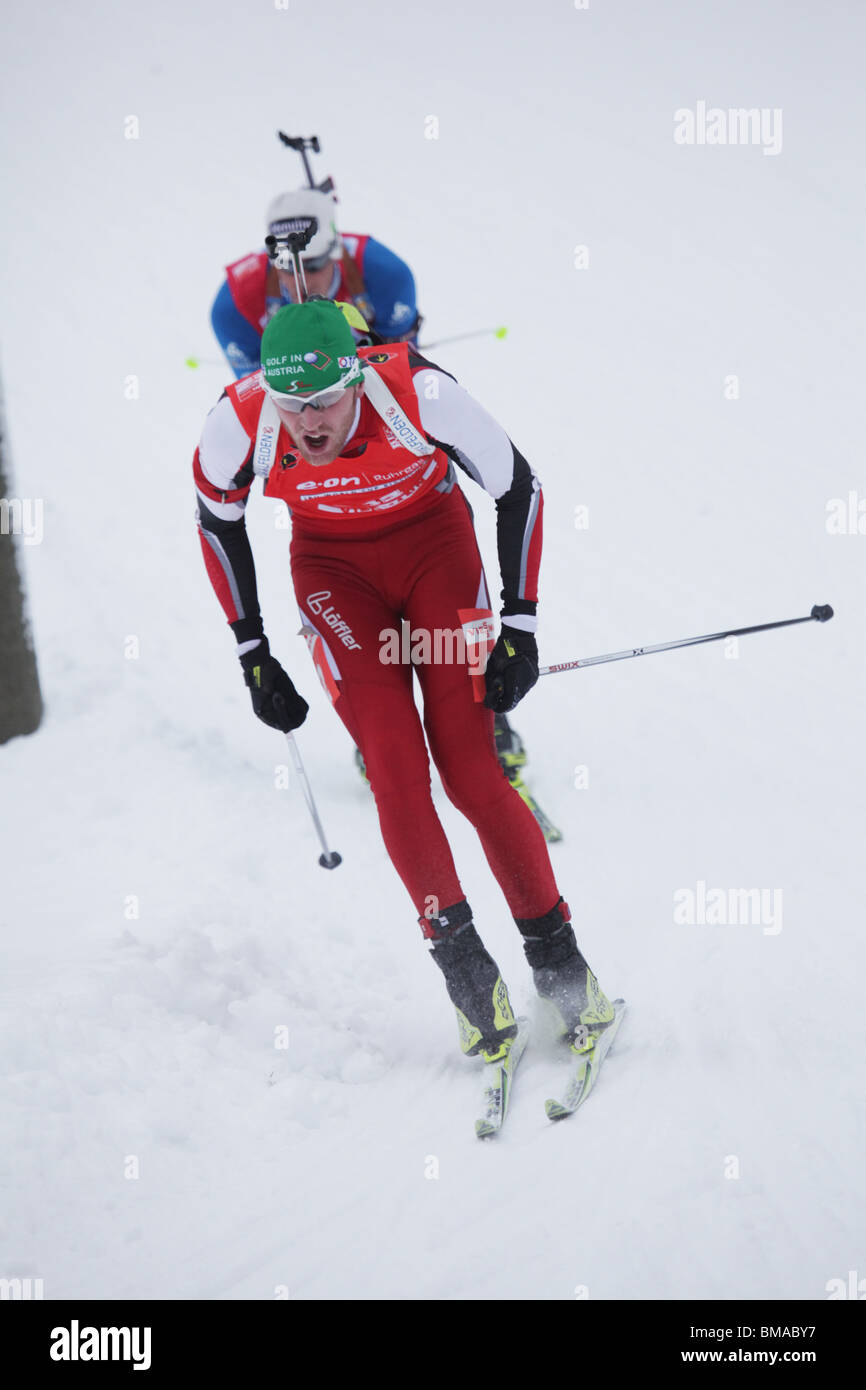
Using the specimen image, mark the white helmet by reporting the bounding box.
[264,188,341,266]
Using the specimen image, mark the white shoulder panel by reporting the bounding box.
[413,370,514,499]
[199,394,254,490]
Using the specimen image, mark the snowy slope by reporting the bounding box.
[1,0,864,1300]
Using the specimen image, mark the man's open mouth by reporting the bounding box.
[303,432,329,452]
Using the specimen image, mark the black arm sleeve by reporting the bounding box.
[430,436,540,619]
[494,444,539,619]
[196,498,265,647]
[409,356,541,619]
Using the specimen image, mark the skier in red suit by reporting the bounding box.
[194,299,614,1061]
[212,186,539,801]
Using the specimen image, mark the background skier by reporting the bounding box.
[210,185,421,380]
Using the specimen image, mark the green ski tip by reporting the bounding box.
[545,1101,571,1122]
[545,1091,588,1121]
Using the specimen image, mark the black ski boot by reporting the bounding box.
[422,901,517,1062]
[516,897,614,1049]
[493,714,526,779]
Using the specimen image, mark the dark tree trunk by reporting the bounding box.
[0,372,43,743]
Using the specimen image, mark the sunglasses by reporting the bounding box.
[284,252,334,274]
[268,244,336,275]
[266,380,357,413]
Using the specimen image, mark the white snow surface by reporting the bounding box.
[1,0,864,1300]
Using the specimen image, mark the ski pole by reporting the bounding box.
[189,327,508,369]
[539,604,834,677]
[419,326,508,350]
[285,732,342,869]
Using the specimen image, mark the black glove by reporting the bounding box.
[483,625,539,713]
[240,640,309,732]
